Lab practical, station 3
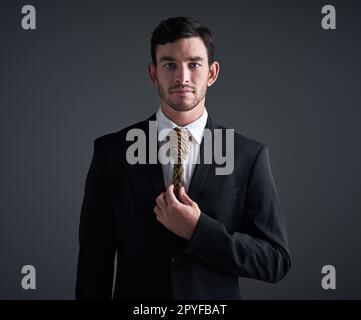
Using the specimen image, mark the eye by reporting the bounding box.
[164,63,176,69]
[189,62,201,68]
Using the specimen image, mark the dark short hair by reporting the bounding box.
[150,16,215,66]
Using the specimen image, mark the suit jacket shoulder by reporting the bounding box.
[92,116,153,155]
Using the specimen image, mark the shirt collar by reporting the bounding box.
[156,106,208,145]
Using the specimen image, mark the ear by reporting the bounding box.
[147,63,158,87]
[207,61,220,87]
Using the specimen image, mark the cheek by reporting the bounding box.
[192,74,208,89]
[156,73,171,88]
[193,71,209,84]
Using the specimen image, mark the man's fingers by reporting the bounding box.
[166,184,180,205]
[178,187,194,206]
[154,205,162,218]
[156,192,167,211]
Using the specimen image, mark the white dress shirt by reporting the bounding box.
[156,107,208,192]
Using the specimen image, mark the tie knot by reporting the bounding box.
[174,126,188,139]
[169,127,189,163]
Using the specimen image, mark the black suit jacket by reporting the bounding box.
[76,113,291,300]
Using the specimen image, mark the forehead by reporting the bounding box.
[156,37,208,62]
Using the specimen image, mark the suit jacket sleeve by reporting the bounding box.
[185,145,291,283]
[75,139,116,299]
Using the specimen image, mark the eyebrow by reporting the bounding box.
[158,56,205,63]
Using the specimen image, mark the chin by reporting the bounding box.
[171,104,197,112]
[169,100,199,111]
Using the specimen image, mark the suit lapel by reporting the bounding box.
[142,113,166,197]
[187,115,215,203]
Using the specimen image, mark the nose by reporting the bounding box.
[175,64,190,85]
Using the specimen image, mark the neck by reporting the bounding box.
[161,100,205,126]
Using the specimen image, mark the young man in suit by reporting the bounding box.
[76,16,291,300]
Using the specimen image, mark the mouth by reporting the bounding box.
[171,89,194,95]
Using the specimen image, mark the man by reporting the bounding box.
[76,16,291,300]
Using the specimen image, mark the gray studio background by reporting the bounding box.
[1,0,360,299]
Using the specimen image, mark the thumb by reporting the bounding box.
[178,187,193,206]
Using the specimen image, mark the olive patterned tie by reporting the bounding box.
[170,127,189,196]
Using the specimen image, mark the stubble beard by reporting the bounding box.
[157,83,208,113]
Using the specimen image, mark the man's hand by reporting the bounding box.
[154,184,201,240]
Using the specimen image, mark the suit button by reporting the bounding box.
[171,257,182,265]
